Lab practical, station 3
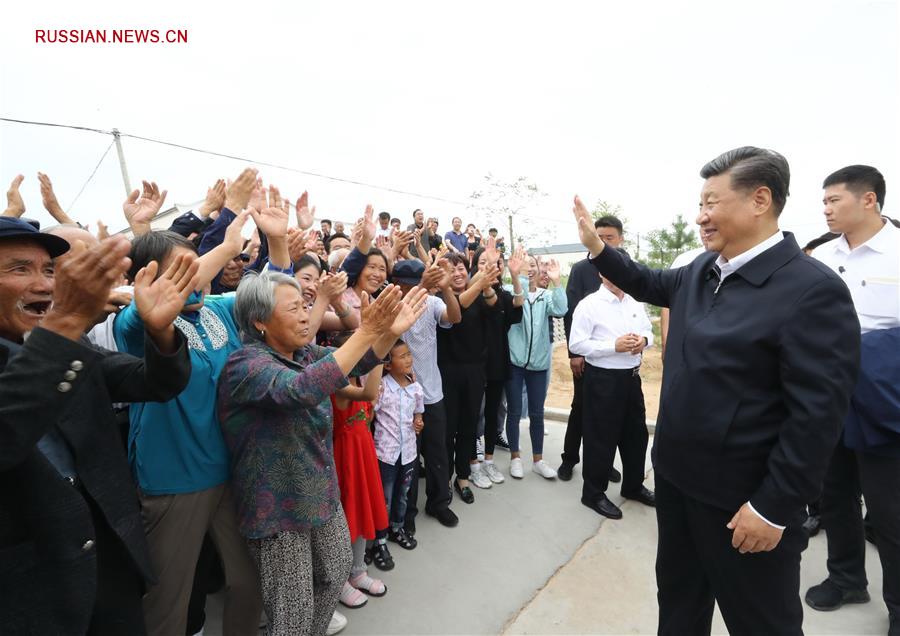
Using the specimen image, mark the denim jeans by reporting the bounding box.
[504,365,548,455]
[379,458,415,532]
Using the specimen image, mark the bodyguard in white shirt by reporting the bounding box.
[569,264,656,520]
[806,165,900,632]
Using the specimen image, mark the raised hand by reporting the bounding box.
[3,174,26,217]
[435,259,453,290]
[389,286,429,335]
[546,258,561,285]
[224,168,259,212]
[133,253,201,334]
[295,191,315,230]
[200,179,226,218]
[477,261,502,289]
[483,234,501,267]
[250,185,290,239]
[37,172,66,219]
[222,209,252,256]
[508,244,526,277]
[123,180,167,236]
[573,195,603,255]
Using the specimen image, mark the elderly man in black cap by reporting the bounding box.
[0,216,195,634]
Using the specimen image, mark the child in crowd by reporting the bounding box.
[331,367,391,609]
[374,340,425,551]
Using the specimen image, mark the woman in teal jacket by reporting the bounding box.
[504,255,567,480]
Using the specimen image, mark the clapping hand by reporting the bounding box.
[38,172,66,219]
[2,174,25,217]
[320,271,349,301]
[200,179,227,218]
[224,168,259,212]
[133,253,201,334]
[545,258,561,285]
[389,286,429,335]
[249,185,290,239]
[359,284,403,337]
[508,244,526,277]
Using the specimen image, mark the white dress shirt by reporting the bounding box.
[812,220,900,334]
[715,231,785,281]
[568,286,654,369]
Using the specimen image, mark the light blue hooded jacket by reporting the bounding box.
[505,276,567,371]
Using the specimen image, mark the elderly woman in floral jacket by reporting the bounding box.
[217,271,426,636]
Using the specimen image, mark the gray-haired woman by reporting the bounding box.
[216,272,427,636]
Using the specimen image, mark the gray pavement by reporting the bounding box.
[204,420,888,635]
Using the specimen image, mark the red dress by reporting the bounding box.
[331,396,388,541]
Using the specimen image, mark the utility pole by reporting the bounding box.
[508,213,514,249]
[112,128,132,197]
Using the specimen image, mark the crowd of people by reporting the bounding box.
[0,148,897,636]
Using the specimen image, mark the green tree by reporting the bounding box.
[639,214,700,269]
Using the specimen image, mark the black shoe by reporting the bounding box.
[426,507,459,527]
[557,463,574,482]
[608,467,622,483]
[454,480,474,504]
[804,579,870,611]
[802,514,821,537]
[623,486,655,507]
[388,527,418,550]
[495,434,511,451]
[581,494,623,520]
[368,542,394,571]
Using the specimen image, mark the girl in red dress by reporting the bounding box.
[331,367,391,609]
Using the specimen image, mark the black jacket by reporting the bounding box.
[564,256,602,358]
[0,327,190,634]
[589,234,860,526]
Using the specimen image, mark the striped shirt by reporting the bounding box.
[402,294,452,405]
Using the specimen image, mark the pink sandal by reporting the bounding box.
[349,571,388,597]
[339,581,368,608]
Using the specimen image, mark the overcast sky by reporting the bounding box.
[1,0,897,248]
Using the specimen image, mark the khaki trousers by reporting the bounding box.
[140,484,263,636]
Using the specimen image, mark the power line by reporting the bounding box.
[0,116,471,207]
[66,139,115,214]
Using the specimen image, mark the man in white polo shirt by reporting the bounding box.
[806,165,900,635]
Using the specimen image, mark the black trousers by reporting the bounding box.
[656,473,807,636]
[83,489,146,636]
[442,362,486,481]
[561,372,584,466]
[581,364,648,502]
[821,442,900,619]
[483,379,505,455]
[406,400,452,523]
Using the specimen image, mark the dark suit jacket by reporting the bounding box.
[589,233,861,526]
[0,326,190,635]
[564,256,602,358]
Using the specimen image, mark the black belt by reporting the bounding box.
[587,364,641,377]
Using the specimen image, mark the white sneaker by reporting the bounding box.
[327,610,348,635]
[470,466,492,489]
[483,462,505,484]
[510,457,524,479]
[532,459,558,479]
[476,436,485,461]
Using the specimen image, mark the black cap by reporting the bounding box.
[391,259,425,285]
[169,211,206,237]
[0,217,70,258]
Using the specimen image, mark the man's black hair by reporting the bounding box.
[700,146,791,217]
[378,212,391,221]
[823,165,886,211]
[321,219,332,225]
[594,215,624,234]
[323,232,350,254]
[802,232,840,253]
[412,209,422,218]
[390,217,401,225]
[128,230,196,282]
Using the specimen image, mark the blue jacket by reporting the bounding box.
[843,327,900,455]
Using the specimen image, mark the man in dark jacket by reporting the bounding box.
[0,218,194,634]
[572,147,861,636]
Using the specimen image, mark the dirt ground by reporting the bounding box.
[546,343,662,422]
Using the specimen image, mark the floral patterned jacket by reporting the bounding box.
[217,338,381,539]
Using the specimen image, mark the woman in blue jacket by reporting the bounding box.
[505,254,567,480]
